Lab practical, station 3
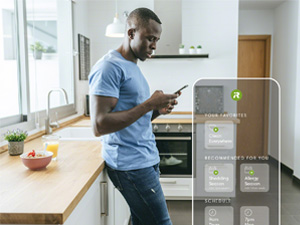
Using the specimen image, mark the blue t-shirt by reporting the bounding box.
[88,50,159,170]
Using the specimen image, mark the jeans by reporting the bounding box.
[106,163,172,225]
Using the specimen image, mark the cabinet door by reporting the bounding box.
[64,172,103,225]
[114,188,130,225]
[160,178,192,200]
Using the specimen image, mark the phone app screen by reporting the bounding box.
[193,78,280,225]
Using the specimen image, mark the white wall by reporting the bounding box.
[154,0,182,55]
[72,0,153,115]
[73,0,90,115]
[140,0,239,111]
[293,1,300,178]
[73,0,239,113]
[239,10,274,35]
[272,0,299,170]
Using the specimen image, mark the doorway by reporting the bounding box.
[237,35,271,157]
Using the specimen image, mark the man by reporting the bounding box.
[89,8,179,225]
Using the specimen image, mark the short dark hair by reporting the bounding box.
[127,8,162,30]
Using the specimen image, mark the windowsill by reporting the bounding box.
[0,112,84,151]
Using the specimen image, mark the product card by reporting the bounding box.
[205,206,234,225]
[205,121,234,149]
[205,163,234,192]
[240,206,269,225]
[240,164,269,192]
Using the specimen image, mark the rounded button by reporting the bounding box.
[178,124,183,132]
[153,124,158,132]
[165,125,170,132]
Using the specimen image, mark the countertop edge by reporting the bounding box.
[0,162,105,224]
[62,162,105,224]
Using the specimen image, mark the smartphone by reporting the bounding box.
[174,85,188,94]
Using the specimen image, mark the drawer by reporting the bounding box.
[160,178,192,200]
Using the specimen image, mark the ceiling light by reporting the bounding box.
[105,0,125,38]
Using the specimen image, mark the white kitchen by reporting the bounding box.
[0,0,300,225]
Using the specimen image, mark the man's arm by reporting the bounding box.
[91,91,178,136]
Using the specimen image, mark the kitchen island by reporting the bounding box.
[0,125,105,224]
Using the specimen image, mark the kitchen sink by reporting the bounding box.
[55,127,100,141]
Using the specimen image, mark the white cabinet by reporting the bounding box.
[64,172,104,225]
[103,170,131,225]
[114,188,131,225]
[2,172,107,225]
[65,169,130,225]
[160,178,192,200]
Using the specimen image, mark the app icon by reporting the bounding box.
[231,89,243,101]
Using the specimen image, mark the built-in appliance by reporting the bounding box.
[153,123,192,178]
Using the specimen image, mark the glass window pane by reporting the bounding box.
[0,1,20,119]
[26,0,74,112]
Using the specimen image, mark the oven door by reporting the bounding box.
[154,132,192,177]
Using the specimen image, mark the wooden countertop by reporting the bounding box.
[0,130,104,224]
[152,118,192,124]
[72,116,193,125]
[194,115,240,124]
[73,115,240,125]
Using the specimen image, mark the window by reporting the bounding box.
[0,0,75,130]
[26,0,74,112]
[0,1,20,120]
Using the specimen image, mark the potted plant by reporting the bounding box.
[189,46,196,54]
[3,129,28,156]
[30,42,45,60]
[43,46,57,60]
[197,45,202,54]
[179,44,185,54]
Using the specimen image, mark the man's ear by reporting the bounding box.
[127,28,135,40]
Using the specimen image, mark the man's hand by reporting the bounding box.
[159,99,179,114]
[147,90,179,111]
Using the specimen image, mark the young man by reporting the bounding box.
[89,8,179,225]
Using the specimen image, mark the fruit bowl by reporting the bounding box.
[20,150,53,170]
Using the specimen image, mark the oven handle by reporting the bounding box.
[160,180,177,184]
[155,137,191,141]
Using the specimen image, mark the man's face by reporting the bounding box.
[129,19,162,61]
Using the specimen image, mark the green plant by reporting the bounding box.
[3,129,28,142]
[30,42,45,52]
[197,45,202,49]
[179,44,185,48]
[190,46,195,49]
[46,46,56,53]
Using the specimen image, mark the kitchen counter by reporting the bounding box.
[194,114,240,124]
[0,129,104,224]
[72,114,240,125]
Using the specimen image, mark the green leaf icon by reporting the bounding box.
[214,170,219,175]
[249,170,255,176]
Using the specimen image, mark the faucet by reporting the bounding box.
[45,88,69,134]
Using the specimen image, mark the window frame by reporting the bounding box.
[0,0,76,134]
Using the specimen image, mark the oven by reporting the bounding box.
[153,123,192,178]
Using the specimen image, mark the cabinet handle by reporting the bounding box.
[155,137,191,140]
[100,182,108,216]
[160,180,177,184]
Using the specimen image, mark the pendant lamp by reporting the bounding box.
[105,0,125,38]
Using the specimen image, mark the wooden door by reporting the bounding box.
[237,35,271,157]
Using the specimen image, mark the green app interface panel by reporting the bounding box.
[193,79,280,225]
